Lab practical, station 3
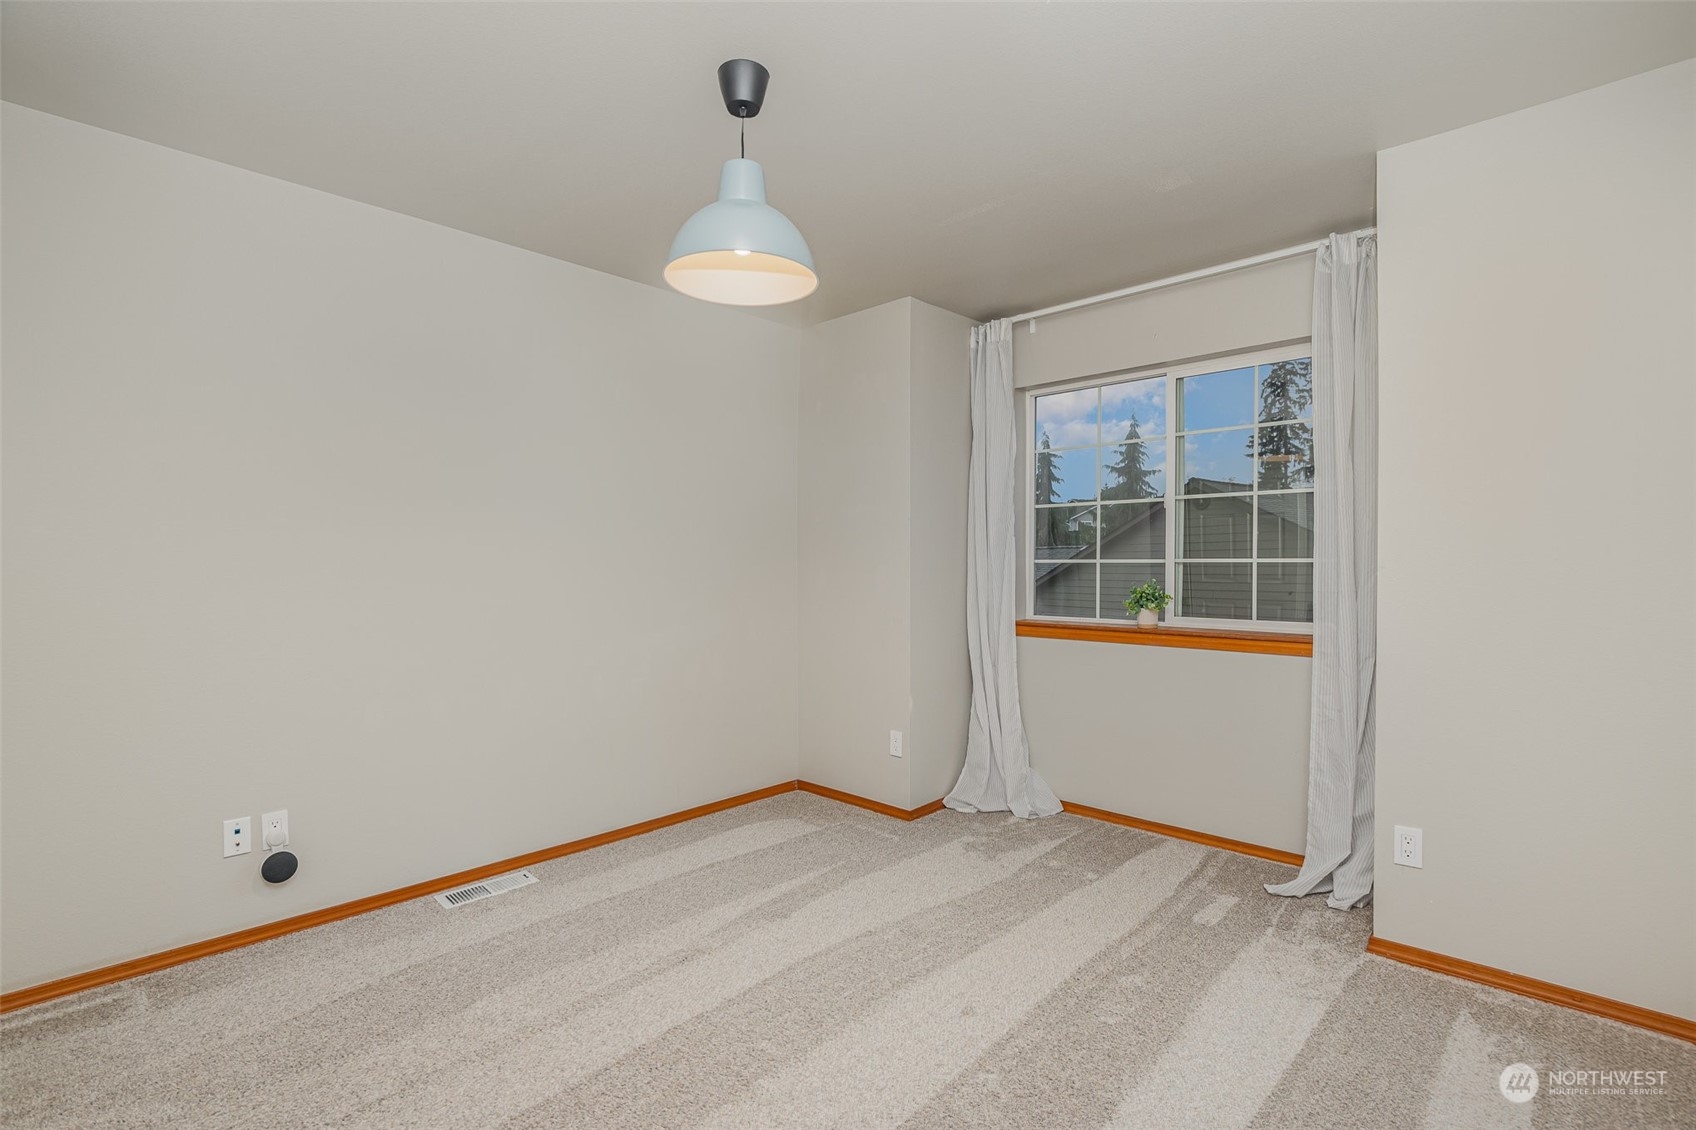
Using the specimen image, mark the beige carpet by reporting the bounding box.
[3,792,1692,1128]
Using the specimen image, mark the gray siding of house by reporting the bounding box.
[1035,493,1311,621]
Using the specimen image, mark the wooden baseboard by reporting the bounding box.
[1060,800,1305,867]
[1366,936,1696,1044]
[796,780,947,821]
[17,780,1685,1051]
[1,779,947,1014]
[0,780,1278,1016]
[0,780,800,1015]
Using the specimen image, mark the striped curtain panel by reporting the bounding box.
[945,319,1062,819]
[1266,232,1378,909]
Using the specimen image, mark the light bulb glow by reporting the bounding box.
[664,251,817,305]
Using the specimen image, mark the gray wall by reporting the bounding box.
[1019,640,1312,854]
[1013,259,1315,851]
[798,298,973,811]
[906,301,974,808]
[0,105,804,992]
[1013,255,1313,388]
[1375,61,1695,1020]
[798,301,915,809]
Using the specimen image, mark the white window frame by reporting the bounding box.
[1023,342,1315,634]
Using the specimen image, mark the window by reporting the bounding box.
[1029,347,1314,630]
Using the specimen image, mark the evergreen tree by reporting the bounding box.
[1102,415,1159,501]
[1252,360,1315,490]
[1034,431,1067,550]
[1034,431,1063,504]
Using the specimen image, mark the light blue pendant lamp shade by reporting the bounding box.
[665,158,817,306]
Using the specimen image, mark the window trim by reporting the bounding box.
[1015,617,1313,657]
[1024,343,1315,635]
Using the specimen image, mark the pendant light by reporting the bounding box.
[665,59,817,306]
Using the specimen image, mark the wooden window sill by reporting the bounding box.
[1015,619,1313,657]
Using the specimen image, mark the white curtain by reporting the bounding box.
[945,319,1061,819]
[1266,232,1378,909]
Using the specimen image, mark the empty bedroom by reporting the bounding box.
[1,3,1692,1127]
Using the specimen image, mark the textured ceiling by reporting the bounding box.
[3,2,1692,325]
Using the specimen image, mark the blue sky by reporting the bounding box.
[1035,363,1311,500]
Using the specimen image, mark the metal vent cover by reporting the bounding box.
[433,869,538,909]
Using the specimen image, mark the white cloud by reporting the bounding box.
[1101,379,1162,408]
[1041,420,1099,448]
[1034,388,1100,449]
[1037,388,1097,418]
[1101,379,1165,438]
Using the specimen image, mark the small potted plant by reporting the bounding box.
[1124,579,1172,628]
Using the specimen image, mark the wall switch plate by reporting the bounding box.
[223,817,252,858]
[1393,825,1423,868]
[262,809,290,851]
[889,730,904,759]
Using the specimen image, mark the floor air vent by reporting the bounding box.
[434,869,539,908]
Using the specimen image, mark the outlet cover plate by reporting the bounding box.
[1393,825,1423,868]
[889,730,903,758]
[262,809,290,851]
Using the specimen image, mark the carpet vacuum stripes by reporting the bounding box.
[3,793,1691,1128]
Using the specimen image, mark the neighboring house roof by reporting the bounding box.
[1033,558,1071,585]
[1034,500,1162,584]
[1034,478,1312,590]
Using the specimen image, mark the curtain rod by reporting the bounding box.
[1009,227,1376,330]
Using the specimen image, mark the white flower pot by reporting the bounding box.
[1136,608,1159,628]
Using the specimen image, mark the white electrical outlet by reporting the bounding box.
[262,809,290,851]
[1393,825,1423,868]
[889,730,904,758]
[223,817,252,858]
